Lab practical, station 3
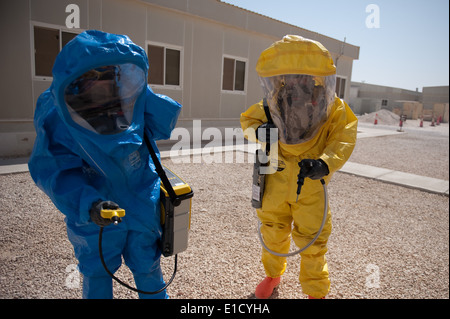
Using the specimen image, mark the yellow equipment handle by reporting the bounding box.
[101,208,126,225]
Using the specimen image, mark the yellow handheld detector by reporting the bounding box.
[142,133,194,258]
[160,165,194,257]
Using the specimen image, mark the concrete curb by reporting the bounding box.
[1,152,448,196]
[2,126,448,197]
[339,162,449,196]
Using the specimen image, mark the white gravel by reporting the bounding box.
[352,124,449,181]
[0,120,448,299]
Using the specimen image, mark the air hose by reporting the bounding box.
[98,227,177,295]
[257,179,328,257]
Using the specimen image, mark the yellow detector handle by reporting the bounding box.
[101,209,126,225]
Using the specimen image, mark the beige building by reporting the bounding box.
[349,81,422,116]
[422,86,449,122]
[0,0,359,157]
[349,82,449,121]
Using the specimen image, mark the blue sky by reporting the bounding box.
[222,0,449,92]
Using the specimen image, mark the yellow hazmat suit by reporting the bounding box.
[241,35,357,298]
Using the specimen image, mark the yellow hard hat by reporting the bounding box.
[256,35,336,78]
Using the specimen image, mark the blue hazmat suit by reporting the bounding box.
[28,30,182,299]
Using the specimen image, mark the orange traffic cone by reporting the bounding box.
[398,118,404,132]
[374,113,378,125]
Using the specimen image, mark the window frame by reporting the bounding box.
[31,21,83,81]
[221,54,248,95]
[145,41,183,90]
[335,75,347,99]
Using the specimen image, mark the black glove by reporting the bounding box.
[89,200,120,227]
[256,123,278,144]
[299,159,329,180]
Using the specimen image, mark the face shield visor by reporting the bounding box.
[64,63,146,135]
[259,74,336,145]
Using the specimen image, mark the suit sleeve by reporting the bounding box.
[319,99,358,174]
[240,100,268,143]
[28,90,103,224]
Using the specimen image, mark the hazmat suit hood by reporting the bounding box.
[256,35,337,145]
[51,30,149,156]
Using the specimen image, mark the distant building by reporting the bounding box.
[422,86,449,109]
[0,0,359,157]
[349,82,421,115]
[349,82,448,122]
[422,86,449,122]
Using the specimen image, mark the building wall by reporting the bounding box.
[422,86,449,110]
[349,81,422,115]
[349,82,449,122]
[0,0,359,156]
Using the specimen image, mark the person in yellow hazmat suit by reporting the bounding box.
[240,35,358,299]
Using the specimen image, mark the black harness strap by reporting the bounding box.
[143,133,178,205]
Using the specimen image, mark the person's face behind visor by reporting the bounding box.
[259,74,336,145]
[64,63,146,135]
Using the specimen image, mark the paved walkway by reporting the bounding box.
[1,125,448,196]
[339,161,449,195]
[0,161,29,175]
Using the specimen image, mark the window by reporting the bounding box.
[165,49,180,86]
[222,56,246,92]
[147,44,181,87]
[335,76,346,99]
[382,99,388,106]
[33,25,79,78]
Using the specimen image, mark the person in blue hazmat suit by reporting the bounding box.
[28,30,182,299]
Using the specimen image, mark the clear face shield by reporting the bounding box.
[259,74,336,145]
[64,63,146,135]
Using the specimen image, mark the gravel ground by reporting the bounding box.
[0,121,448,299]
[353,119,449,180]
